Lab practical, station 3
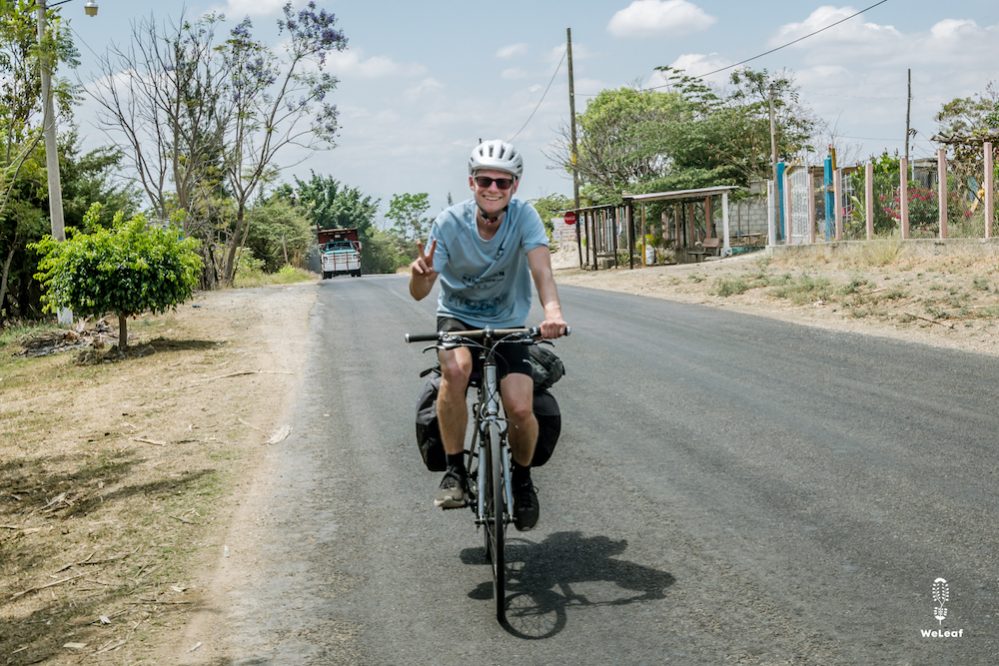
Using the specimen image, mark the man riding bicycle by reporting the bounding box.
[408,139,568,531]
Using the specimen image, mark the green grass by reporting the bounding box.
[770,274,833,305]
[233,264,315,288]
[713,277,753,297]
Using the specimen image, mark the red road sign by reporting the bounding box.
[564,211,577,225]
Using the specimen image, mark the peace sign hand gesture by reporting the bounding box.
[408,240,439,301]
[411,240,437,276]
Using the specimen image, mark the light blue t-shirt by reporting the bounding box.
[428,198,549,328]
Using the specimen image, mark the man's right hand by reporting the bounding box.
[408,240,438,300]
[411,239,437,277]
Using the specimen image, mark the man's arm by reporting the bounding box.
[527,245,567,339]
[409,240,438,301]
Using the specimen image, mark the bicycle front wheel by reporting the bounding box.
[483,422,506,621]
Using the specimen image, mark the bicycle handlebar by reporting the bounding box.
[404,326,570,344]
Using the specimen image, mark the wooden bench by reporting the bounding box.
[702,237,722,256]
[685,237,721,262]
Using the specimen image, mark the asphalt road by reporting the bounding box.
[215,275,999,665]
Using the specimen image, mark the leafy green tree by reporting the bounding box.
[552,86,695,197]
[1,133,139,323]
[550,67,816,200]
[386,192,432,242]
[276,173,399,272]
[935,83,999,197]
[32,204,202,350]
[360,228,410,275]
[530,193,572,241]
[244,195,312,271]
[284,172,380,237]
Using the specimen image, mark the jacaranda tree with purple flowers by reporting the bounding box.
[219,2,348,284]
[90,2,347,287]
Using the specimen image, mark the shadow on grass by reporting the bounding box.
[75,337,225,364]
[0,451,218,664]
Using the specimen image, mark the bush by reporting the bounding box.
[32,204,202,350]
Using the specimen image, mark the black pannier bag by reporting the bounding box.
[414,370,563,471]
[414,370,447,472]
[530,388,562,467]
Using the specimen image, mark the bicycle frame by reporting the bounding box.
[472,350,513,532]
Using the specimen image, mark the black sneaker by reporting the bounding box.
[513,480,539,531]
[434,469,467,509]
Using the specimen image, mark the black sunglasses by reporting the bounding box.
[474,176,515,190]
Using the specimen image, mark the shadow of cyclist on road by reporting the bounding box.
[461,530,675,639]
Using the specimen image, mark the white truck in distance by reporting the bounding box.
[318,228,362,279]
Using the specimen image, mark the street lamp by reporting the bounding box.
[36,0,98,325]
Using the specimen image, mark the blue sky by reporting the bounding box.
[63,0,998,218]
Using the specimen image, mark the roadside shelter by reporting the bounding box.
[568,185,740,269]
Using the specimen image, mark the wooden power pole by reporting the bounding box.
[905,68,912,165]
[567,27,582,267]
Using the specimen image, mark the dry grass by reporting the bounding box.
[0,285,313,664]
[556,240,999,357]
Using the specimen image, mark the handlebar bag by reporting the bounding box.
[528,345,565,392]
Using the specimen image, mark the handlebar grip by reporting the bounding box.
[405,332,440,343]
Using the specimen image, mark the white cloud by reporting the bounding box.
[224,0,306,17]
[645,52,731,87]
[929,18,979,40]
[496,43,529,59]
[404,78,445,101]
[608,0,715,39]
[771,5,902,45]
[326,49,426,79]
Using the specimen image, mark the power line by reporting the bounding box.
[508,49,566,143]
[615,0,890,95]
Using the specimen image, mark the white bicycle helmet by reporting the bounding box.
[468,139,524,179]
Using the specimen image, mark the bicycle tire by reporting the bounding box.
[484,422,506,621]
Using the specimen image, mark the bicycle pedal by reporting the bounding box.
[439,501,468,511]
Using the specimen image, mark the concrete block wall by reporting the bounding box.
[714,196,769,238]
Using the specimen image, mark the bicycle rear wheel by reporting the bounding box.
[483,422,506,621]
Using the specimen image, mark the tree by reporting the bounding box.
[549,86,696,199]
[32,204,201,351]
[386,193,432,242]
[935,83,999,198]
[530,193,572,241]
[284,172,380,236]
[90,2,349,287]
[548,67,817,201]
[244,195,312,271]
[219,2,348,285]
[90,11,231,288]
[0,0,76,322]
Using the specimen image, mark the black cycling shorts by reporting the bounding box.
[436,316,533,379]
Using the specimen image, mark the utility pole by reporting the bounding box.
[904,68,912,165]
[768,84,780,242]
[37,0,74,325]
[567,27,582,267]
